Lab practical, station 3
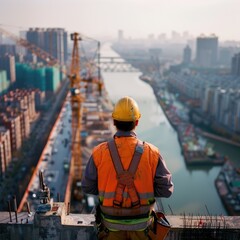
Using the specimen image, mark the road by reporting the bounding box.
[0,80,69,211]
[18,81,114,213]
[20,98,72,211]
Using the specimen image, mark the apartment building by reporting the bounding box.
[168,71,240,132]
[0,126,11,179]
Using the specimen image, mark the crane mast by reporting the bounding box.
[69,32,84,200]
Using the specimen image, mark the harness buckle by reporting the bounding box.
[131,200,140,208]
[113,200,122,208]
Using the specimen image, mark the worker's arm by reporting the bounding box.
[154,154,174,198]
[82,155,98,195]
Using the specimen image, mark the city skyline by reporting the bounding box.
[0,0,240,41]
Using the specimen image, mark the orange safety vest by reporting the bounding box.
[92,136,159,208]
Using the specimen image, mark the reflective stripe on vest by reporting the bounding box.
[100,202,155,217]
[107,139,144,208]
[102,217,154,231]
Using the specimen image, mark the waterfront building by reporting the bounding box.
[212,88,226,122]
[220,90,230,127]
[218,47,239,67]
[228,90,240,132]
[168,71,240,134]
[0,126,11,179]
[148,48,162,72]
[231,53,240,76]
[237,98,240,132]
[182,45,191,65]
[195,35,218,67]
[201,86,215,115]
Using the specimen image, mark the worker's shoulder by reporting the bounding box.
[143,141,159,154]
[93,141,108,152]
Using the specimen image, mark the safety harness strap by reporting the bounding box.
[107,139,144,208]
[107,139,124,174]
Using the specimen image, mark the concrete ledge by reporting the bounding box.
[1,206,240,240]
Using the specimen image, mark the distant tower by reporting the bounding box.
[118,30,124,42]
[0,33,3,44]
[182,45,192,65]
[171,30,180,42]
[196,34,218,67]
[231,53,240,76]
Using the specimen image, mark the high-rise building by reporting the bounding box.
[0,33,3,44]
[26,28,68,64]
[158,33,167,43]
[196,35,218,67]
[0,44,16,56]
[118,30,124,42]
[0,113,22,151]
[0,70,10,95]
[231,52,240,76]
[218,47,237,67]
[0,126,11,179]
[182,45,192,65]
[45,28,68,64]
[171,30,181,42]
[149,48,162,70]
[15,63,61,93]
[0,55,16,83]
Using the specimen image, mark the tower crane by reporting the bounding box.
[0,26,103,207]
[68,33,103,202]
[69,32,84,200]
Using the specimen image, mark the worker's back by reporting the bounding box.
[82,96,173,240]
[93,134,159,208]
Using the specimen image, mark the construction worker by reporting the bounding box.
[82,96,173,240]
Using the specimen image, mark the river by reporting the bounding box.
[100,43,238,216]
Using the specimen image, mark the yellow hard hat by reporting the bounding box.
[112,96,141,122]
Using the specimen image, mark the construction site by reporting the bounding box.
[1,26,240,240]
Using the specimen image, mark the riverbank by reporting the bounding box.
[139,74,240,215]
[140,75,226,166]
[201,131,240,148]
[215,161,240,216]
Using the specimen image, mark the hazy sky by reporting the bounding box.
[1,0,240,41]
